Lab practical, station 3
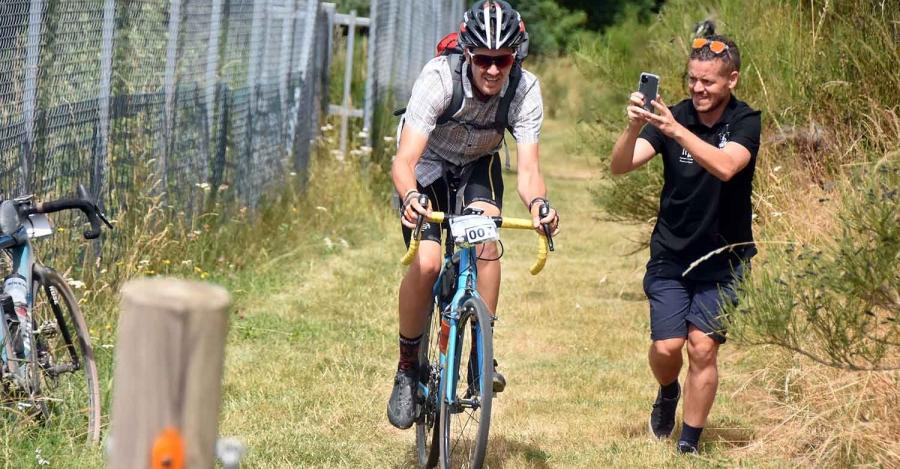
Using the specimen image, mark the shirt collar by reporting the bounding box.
[462,62,510,100]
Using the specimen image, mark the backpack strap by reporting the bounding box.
[494,63,522,135]
[436,53,464,126]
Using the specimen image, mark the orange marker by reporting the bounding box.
[151,427,185,469]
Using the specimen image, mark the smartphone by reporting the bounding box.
[638,72,660,111]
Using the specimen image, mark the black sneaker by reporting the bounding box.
[492,359,505,393]
[677,440,699,454]
[649,382,680,439]
[387,367,418,429]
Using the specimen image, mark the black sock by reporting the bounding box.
[398,333,422,371]
[679,423,703,446]
[660,379,680,399]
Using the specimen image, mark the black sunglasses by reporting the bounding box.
[467,51,516,69]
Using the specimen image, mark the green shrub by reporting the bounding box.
[727,158,899,371]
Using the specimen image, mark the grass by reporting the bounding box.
[0,108,863,469]
[210,118,794,468]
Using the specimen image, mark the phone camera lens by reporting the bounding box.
[641,76,648,83]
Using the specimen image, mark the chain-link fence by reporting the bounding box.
[0,0,465,226]
[0,0,332,219]
[365,0,464,141]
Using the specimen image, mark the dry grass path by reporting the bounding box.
[217,120,783,467]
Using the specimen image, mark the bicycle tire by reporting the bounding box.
[415,302,441,468]
[31,265,101,443]
[439,296,493,469]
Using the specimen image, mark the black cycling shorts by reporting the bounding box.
[402,153,504,247]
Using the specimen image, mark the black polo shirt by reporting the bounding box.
[639,96,761,281]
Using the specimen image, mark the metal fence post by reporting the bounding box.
[338,10,357,158]
[21,0,44,196]
[94,0,116,203]
[296,0,322,174]
[162,0,183,195]
[205,0,224,151]
[363,0,378,148]
[398,0,413,101]
[278,4,293,140]
[242,0,268,205]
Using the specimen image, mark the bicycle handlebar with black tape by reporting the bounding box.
[25,184,113,239]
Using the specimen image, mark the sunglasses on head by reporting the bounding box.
[692,37,729,55]
[468,52,516,69]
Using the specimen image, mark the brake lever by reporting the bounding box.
[96,208,114,229]
[76,183,113,230]
[412,193,429,237]
[539,202,555,252]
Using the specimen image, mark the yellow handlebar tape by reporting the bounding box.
[529,234,549,275]
[400,237,420,266]
[400,213,550,275]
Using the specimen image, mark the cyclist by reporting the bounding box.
[387,0,560,430]
[609,30,760,454]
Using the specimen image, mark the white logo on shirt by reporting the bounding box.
[718,125,731,149]
[718,132,729,149]
[679,148,695,164]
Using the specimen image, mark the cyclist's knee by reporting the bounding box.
[413,244,442,279]
[477,241,499,260]
[417,256,442,279]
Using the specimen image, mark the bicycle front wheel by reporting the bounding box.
[31,265,101,443]
[415,301,441,468]
[439,297,493,469]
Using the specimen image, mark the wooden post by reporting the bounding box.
[108,278,231,469]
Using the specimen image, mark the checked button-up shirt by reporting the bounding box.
[403,55,544,186]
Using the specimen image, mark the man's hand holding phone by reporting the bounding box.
[627,91,657,128]
[627,72,661,129]
[641,95,684,139]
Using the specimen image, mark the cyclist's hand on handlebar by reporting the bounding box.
[400,191,431,229]
[530,199,559,237]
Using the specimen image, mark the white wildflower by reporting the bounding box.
[35,448,49,466]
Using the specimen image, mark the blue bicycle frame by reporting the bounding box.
[0,227,38,374]
[431,243,486,410]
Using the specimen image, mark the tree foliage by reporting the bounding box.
[557,0,663,31]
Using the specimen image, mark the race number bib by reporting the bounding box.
[449,215,498,246]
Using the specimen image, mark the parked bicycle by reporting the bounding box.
[0,185,112,443]
[402,194,553,469]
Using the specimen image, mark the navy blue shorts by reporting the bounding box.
[642,264,746,344]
